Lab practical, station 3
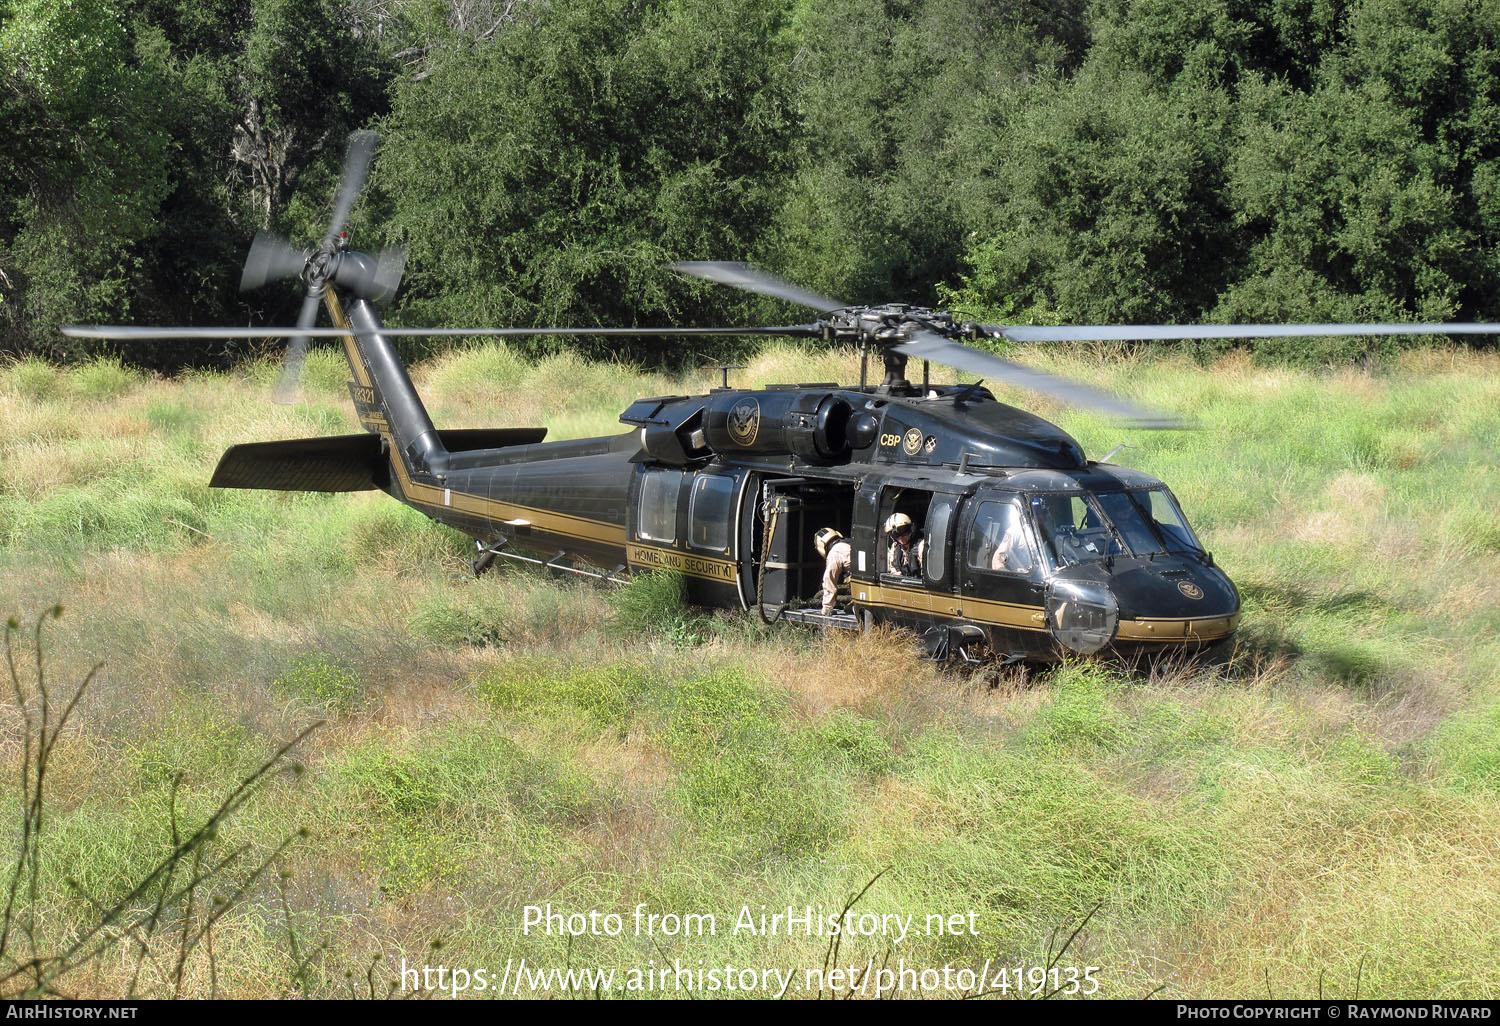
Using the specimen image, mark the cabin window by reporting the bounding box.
[969,499,1035,574]
[924,496,954,586]
[637,469,683,543]
[688,474,735,553]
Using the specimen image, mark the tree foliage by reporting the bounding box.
[1,0,1497,369]
[375,0,798,360]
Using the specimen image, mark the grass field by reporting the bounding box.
[0,342,1498,998]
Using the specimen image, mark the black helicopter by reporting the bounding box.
[67,132,1500,663]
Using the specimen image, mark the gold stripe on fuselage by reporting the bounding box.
[857,581,1236,642]
[390,451,628,546]
[856,581,1048,632]
[1115,612,1239,642]
[323,291,375,390]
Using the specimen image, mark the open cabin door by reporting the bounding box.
[741,476,856,619]
[751,477,809,613]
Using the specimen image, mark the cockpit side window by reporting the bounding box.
[968,499,1035,574]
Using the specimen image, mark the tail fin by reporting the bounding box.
[323,288,449,477]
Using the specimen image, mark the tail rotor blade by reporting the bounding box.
[240,232,309,292]
[671,261,846,314]
[322,130,378,250]
[273,291,324,404]
[371,246,407,304]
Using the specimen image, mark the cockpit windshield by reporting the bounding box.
[1027,488,1202,569]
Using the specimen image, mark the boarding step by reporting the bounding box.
[780,607,860,631]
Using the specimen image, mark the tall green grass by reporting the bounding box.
[2,346,1500,996]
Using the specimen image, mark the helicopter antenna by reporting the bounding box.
[950,379,986,406]
[713,364,745,388]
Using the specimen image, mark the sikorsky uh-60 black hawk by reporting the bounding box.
[67,133,1500,663]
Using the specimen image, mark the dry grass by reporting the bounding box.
[2,346,1500,997]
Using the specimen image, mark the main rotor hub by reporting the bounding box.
[820,304,978,344]
[819,305,981,392]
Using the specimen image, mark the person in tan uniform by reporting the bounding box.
[883,512,926,577]
[814,527,852,615]
[989,507,1031,572]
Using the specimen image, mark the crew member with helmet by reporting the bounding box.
[814,527,852,615]
[884,512,926,577]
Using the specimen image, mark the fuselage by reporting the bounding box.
[220,285,1239,662]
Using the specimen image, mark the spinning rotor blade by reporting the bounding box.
[240,232,309,292]
[272,291,324,404]
[62,324,823,340]
[672,261,846,314]
[995,322,1500,342]
[897,330,1183,429]
[371,246,407,304]
[323,130,378,251]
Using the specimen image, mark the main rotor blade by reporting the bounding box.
[61,324,824,340]
[273,291,324,404]
[896,331,1183,429]
[671,261,846,314]
[240,232,308,292]
[323,130,378,251]
[995,322,1500,342]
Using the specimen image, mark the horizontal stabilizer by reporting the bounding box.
[210,434,388,492]
[438,427,547,451]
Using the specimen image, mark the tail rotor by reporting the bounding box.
[239,129,406,402]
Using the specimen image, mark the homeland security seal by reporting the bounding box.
[727,397,760,446]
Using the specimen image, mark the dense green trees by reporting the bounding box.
[940,0,1500,360]
[0,0,387,363]
[376,0,798,357]
[2,0,1497,367]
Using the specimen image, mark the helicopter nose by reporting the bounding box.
[1107,560,1241,645]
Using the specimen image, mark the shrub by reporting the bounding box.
[68,357,141,401]
[4,356,63,401]
[273,654,363,712]
[610,570,707,645]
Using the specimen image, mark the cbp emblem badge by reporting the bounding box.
[727,397,760,446]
